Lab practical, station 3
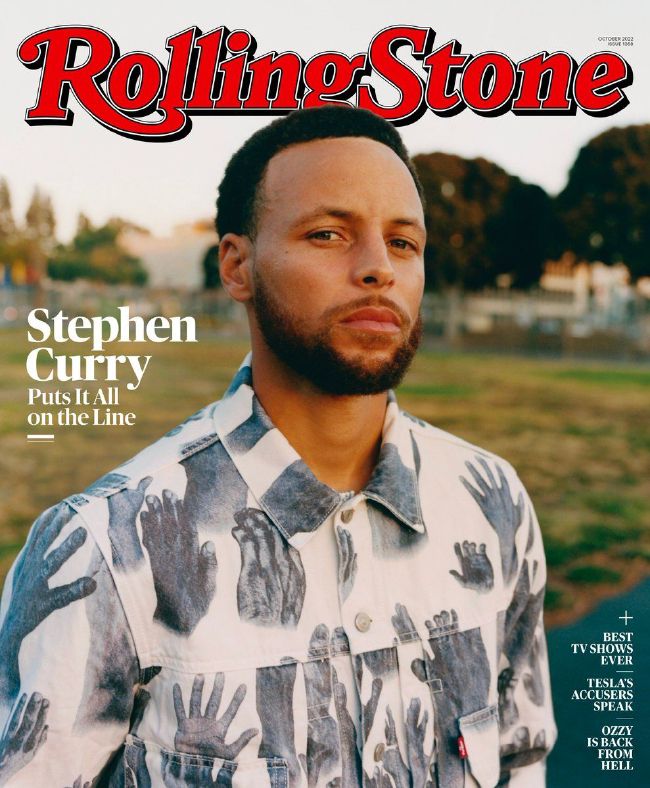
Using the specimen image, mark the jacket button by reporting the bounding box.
[341,509,354,523]
[374,742,385,762]
[355,612,372,632]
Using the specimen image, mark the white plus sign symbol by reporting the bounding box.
[619,611,633,626]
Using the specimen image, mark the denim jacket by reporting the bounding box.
[0,354,556,786]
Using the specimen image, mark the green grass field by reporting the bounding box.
[1,327,649,626]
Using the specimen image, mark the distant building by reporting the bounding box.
[121,221,218,289]
[539,253,636,331]
[420,252,648,357]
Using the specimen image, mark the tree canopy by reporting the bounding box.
[413,152,560,291]
[556,124,650,280]
[48,216,148,285]
[0,178,16,240]
[25,187,56,247]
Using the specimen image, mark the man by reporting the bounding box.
[0,107,556,786]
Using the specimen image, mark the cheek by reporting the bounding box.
[400,268,425,311]
[268,254,335,303]
[258,259,332,324]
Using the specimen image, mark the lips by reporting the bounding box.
[340,307,402,333]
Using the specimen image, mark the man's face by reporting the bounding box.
[247,136,426,395]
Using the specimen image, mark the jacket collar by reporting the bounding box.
[212,354,424,550]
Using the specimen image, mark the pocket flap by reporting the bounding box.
[123,734,289,788]
[458,705,500,788]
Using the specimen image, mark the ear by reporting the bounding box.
[219,233,254,303]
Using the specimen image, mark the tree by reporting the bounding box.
[413,153,560,291]
[202,244,220,289]
[0,178,16,240]
[25,187,56,248]
[556,124,650,280]
[48,216,148,285]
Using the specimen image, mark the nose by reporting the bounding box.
[351,230,395,289]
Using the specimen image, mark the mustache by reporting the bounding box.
[324,295,413,327]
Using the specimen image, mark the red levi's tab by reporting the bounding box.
[457,735,468,759]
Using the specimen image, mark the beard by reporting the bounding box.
[251,270,422,395]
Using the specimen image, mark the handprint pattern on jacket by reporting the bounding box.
[107,476,151,571]
[0,356,555,787]
[0,503,96,708]
[172,674,258,759]
[75,548,139,728]
[336,527,357,602]
[256,663,300,784]
[460,457,524,584]
[301,625,340,785]
[141,490,217,634]
[422,610,491,788]
[449,540,494,592]
[0,692,49,783]
[232,508,306,627]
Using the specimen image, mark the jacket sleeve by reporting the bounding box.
[0,501,139,786]
[497,474,557,787]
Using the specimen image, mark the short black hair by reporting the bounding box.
[216,105,424,239]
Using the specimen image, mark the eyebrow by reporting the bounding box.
[291,206,426,235]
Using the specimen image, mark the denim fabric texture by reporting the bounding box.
[0,354,556,787]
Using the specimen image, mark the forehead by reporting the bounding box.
[258,136,423,225]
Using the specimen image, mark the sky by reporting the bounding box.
[1,0,648,241]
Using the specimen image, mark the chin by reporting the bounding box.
[333,331,404,354]
[335,345,399,367]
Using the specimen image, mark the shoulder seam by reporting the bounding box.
[404,417,511,467]
[84,430,222,502]
[72,504,151,666]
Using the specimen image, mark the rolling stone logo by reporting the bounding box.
[18,25,633,141]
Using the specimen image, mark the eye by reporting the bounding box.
[307,230,340,241]
[389,237,417,252]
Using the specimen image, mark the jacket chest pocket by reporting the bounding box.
[458,706,500,788]
[413,615,499,788]
[120,734,289,787]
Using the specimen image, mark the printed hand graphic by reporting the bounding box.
[523,636,545,706]
[500,726,547,769]
[67,777,91,788]
[0,692,49,782]
[405,698,433,788]
[383,707,409,788]
[0,504,96,704]
[256,662,301,784]
[391,603,417,643]
[141,490,217,634]
[498,668,519,729]
[332,668,362,786]
[299,741,332,787]
[302,626,340,784]
[336,527,357,602]
[425,610,490,713]
[362,648,397,678]
[424,610,490,788]
[108,476,151,570]
[449,541,494,592]
[362,679,383,741]
[503,561,545,673]
[173,674,258,759]
[363,766,393,788]
[460,458,524,583]
[232,508,305,627]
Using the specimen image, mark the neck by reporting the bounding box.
[250,347,388,493]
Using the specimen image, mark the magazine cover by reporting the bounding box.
[1,1,648,785]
